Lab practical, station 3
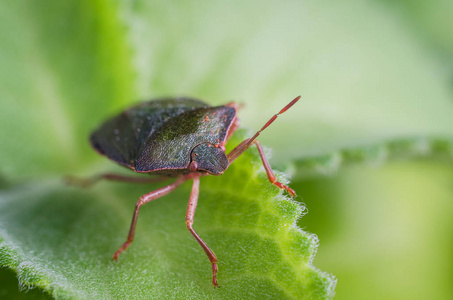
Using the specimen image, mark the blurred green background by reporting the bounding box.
[1,0,453,299]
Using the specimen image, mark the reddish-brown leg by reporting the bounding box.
[252,141,295,197]
[112,176,187,260]
[227,139,295,197]
[185,176,219,287]
[65,173,169,188]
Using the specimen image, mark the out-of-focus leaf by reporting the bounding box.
[0,0,135,179]
[293,160,453,299]
[388,0,453,56]
[1,0,452,181]
[118,0,453,166]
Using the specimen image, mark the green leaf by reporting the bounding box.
[293,137,453,180]
[0,132,335,299]
[0,0,135,180]
[388,0,453,56]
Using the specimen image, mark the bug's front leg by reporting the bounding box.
[227,139,295,197]
[113,176,187,260]
[252,140,295,197]
[186,176,219,287]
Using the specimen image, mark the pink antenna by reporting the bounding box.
[227,95,301,162]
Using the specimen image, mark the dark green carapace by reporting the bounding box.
[90,98,236,175]
[84,96,300,287]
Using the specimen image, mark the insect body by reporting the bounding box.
[87,96,300,287]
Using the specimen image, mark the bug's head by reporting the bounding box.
[189,143,229,175]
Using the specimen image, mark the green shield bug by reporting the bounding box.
[71,96,300,287]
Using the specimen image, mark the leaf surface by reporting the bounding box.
[0,133,335,299]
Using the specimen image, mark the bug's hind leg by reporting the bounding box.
[64,173,170,188]
[185,176,219,287]
[112,176,187,260]
[252,140,295,197]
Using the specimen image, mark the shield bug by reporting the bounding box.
[75,96,300,287]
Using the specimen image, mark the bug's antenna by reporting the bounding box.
[227,95,301,162]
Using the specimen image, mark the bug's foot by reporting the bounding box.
[212,262,219,288]
[286,186,296,198]
[112,242,131,261]
[273,181,296,198]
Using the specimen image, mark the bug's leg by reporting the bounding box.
[185,176,219,287]
[252,140,295,197]
[228,139,295,197]
[64,173,169,188]
[112,176,187,260]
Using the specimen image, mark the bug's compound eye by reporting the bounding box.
[190,143,228,175]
